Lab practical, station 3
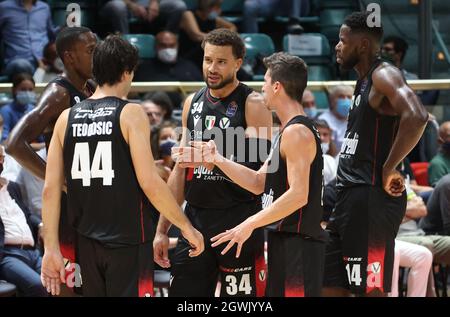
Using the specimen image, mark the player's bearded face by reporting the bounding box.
[340,48,359,71]
[204,71,234,90]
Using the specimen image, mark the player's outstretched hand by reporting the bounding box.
[210,219,255,258]
[153,231,171,268]
[382,168,405,197]
[182,227,205,257]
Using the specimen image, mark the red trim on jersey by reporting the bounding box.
[284,282,305,297]
[206,88,221,105]
[297,208,303,234]
[372,117,379,185]
[60,243,76,263]
[366,246,385,294]
[254,252,267,297]
[140,199,145,243]
[138,246,154,297]
[186,167,194,181]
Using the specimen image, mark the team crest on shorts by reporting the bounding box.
[219,117,230,129]
[226,101,238,117]
[205,115,216,130]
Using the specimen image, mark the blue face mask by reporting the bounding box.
[15,91,36,107]
[335,98,351,118]
[208,10,219,20]
[304,107,317,118]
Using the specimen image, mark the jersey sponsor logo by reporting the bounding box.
[262,188,274,209]
[258,270,266,282]
[355,95,361,108]
[191,101,203,127]
[367,261,382,288]
[219,266,252,273]
[219,117,230,129]
[226,101,238,117]
[205,115,216,130]
[74,107,114,119]
[193,165,226,181]
[340,132,359,158]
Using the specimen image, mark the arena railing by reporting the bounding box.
[1,79,450,95]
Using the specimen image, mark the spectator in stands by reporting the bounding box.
[390,239,433,297]
[420,174,450,236]
[396,185,450,275]
[134,30,202,85]
[0,145,47,297]
[0,115,3,138]
[242,0,307,34]
[33,42,64,83]
[99,0,187,34]
[302,89,318,119]
[0,0,57,79]
[178,0,237,70]
[382,36,418,80]
[315,119,337,187]
[0,73,39,143]
[141,91,176,127]
[151,121,178,168]
[318,85,352,151]
[428,121,450,186]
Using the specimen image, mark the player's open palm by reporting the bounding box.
[382,168,405,197]
[211,220,254,258]
[182,227,205,257]
[41,250,66,296]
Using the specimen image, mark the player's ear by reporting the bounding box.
[235,57,243,71]
[360,38,370,53]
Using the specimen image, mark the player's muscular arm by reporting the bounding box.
[370,65,428,173]
[248,125,315,228]
[121,103,193,233]
[6,84,70,180]
[42,108,70,251]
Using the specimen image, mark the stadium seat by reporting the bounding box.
[315,0,359,9]
[240,33,275,62]
[308,65,333,81]
[313,91,329,110]
[221,0,243,14]
[282,33,331,65]
[0,280,17,297]
[123,34,156,59]
[410,162,429,186]
[182,0,197,10]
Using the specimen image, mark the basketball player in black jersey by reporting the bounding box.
[153,29,272,297]
[321,12,428,296]
[198,52,327,297]
[40,35,204,297]
[6,27,97,292]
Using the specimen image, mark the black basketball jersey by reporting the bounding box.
[44,76,95,149]
[185,83,258,209]
[263,115,327,241]
[63,97,153,247]
[337,59,400,189]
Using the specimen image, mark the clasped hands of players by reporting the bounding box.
[172,140,256,258]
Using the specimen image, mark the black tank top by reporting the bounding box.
[44,76,95,149]
[185,83,257,209]
[63,97,153,247]
[337,59,400,189]
[263,115,327,241]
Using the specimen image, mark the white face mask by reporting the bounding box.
[321,142,330,154]
[157,48,177,64]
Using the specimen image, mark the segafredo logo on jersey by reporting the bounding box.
[205,115,216,130]
[262,189,274,209]
[340,132,359,158]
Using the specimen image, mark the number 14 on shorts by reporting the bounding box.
[345,260,382,288]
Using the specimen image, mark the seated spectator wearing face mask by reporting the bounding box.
[0,73,40,143]
[302,89,318,119]
[315,119,338,186]
[134,30,203,83]
[33,42,64,83]
[318,85,353,151]
[428,121,450,187]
